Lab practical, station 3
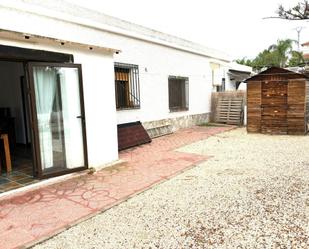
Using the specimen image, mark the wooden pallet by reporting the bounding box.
[215,97,243,125]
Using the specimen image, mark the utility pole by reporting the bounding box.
[294,27,306,51]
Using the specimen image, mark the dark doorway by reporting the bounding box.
[0,44,87,193]
[0,60,37,192]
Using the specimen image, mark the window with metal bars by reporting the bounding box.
[168,76,189,112]
[114,62,140,110]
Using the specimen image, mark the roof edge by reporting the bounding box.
[244,67,309,83]
[0,0,231,62]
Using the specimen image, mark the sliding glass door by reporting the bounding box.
[28,63,87,178]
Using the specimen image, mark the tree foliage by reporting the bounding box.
[289,51,305,66]
[277,0,309,20]
[268,39,294,67]
[236,39,305,71]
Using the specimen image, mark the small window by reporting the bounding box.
[114,62,140,110]
[168,76,189,112]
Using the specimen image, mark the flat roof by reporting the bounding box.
[0,0,231,62]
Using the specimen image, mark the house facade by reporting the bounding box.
[302,41,309,61]
[0,0,250,182]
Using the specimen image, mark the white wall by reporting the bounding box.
[0,61,26,143]
[225,76,236,91]
[225,63,252,91]
[0,3,230,125]
[0,2,240,168]
[73,51,119,167]
[0,38,119,169]
[113,38,214,124]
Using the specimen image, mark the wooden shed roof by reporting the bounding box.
[245,67,308,83]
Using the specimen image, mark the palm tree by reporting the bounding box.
[236,39,302,71]
[268,39,295,67]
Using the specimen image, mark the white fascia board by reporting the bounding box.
[0,0,231,62]
[228,62,253,73]
[209,59,231,67]
[0,29,120,54]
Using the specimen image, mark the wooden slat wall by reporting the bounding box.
[247,82,261,132]
[261,81,288,134]
[215,98,243,125]
[287,80,306,134]
[305,81,309,129]
[246,68,308,135]
[210,91,246,122]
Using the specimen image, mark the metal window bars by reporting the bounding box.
[168,76,189,111]
[114,62,140,109]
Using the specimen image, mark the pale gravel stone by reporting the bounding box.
[33,128,309,249]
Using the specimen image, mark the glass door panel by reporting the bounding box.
[28,63,87,177]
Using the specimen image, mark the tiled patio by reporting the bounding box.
[0,146,37,193]
[0,125,233,249]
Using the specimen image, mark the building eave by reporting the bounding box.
[0,29,121,53]
[0,0,231,62]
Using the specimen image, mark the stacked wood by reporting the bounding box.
[215,98,243,125]
[211,91,246,125]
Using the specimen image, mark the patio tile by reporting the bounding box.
[5,174,29,181]
[2,171,27,177]
[0,126,234,249]
[0,177,10,185]
[0,181,21,189]
[15,177,37,185]
[0,228,35,249]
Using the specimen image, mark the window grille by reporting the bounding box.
[114,62,140,109]
[168,76,189,111]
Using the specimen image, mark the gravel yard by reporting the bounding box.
[33,128,309,249]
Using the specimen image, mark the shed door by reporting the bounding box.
[261,81,288,134]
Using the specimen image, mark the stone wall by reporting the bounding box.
[143,113,210,138]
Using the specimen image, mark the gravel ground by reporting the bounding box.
[34,128,309,249]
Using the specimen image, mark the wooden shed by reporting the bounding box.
[245,67,309,135]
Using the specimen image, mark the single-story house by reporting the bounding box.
[0,0,251,182]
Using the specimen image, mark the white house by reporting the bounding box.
[0,0,250,183]
[302,41,309,61]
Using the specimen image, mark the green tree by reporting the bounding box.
[289,51,305,66]
[253,49,278,69]
[235,58,254,67]
[236,39,304,71]
[268,39,294,67]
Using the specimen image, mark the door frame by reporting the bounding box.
[27,62,88,179]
